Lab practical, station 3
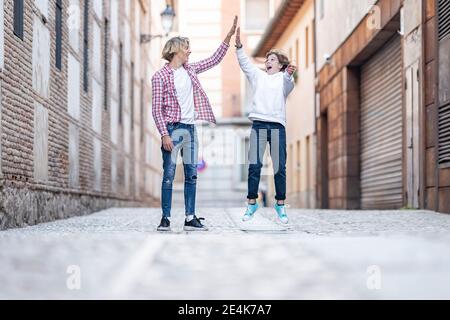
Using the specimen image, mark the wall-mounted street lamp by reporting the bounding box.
[140,4,176,44]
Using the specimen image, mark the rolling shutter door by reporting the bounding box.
[360,35,403,209]
[438,0,450,165]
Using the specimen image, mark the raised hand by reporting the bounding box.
[224,15,238,44]
[286,64,297,76]
[235,27,242,48]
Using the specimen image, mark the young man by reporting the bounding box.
[235,27,297,224]
[151,16,238,232]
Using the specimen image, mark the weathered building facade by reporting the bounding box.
[315,0,449,213]
[0,0,164,229]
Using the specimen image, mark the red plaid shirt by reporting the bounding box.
[151,42,230,137]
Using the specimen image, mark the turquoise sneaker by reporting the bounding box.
[242,202,259,221]
[274,203,289,224]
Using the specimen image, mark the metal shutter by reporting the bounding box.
[438,0,450,42]
[438,0,450,165]
[360,35,403,209]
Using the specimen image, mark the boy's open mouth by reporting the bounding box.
[267,66,272,70]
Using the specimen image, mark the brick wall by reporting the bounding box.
[0,0,161,230]
[316,0,402,209]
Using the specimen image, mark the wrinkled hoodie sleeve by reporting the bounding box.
[283,71,295,97]
[236,47,262,85]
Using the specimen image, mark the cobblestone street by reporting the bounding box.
[1,208,450,299]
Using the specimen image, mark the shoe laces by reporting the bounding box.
[195,216,205,224]
[276,205,288,217]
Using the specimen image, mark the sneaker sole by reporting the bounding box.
[277,218,289,225]
[242,215,254,222]
[157,227,171,232]
[183,226,208,231]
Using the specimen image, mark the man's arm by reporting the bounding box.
[190,42,230,74]
[190,15,237,74]
[151,75,169,138]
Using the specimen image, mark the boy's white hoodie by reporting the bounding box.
[237,47,294,127]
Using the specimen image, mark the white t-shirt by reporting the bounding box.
[173,66,195,124]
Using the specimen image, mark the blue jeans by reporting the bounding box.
[161,123,198,218]
[247,121,287,201]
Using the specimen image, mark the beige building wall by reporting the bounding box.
[315,0,377,70]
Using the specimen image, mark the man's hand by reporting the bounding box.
[286,64,297,76]
[224,15,238,44]
[162,135,174,152]
[235,27,242,48]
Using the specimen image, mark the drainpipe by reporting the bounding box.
[313,0,318,135]
[313,0,319,208]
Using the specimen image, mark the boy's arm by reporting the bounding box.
[283,64,296,97]
[236,47,260,79]
[283,71,295,97]
[235,27,260,80]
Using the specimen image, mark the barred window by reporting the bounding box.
[55,0,63,70]
[14,0,24,40]
[438,0,450,165]
[83,0,89,92]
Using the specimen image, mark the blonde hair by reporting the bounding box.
[265,49,290,71]
[162,36,190,62]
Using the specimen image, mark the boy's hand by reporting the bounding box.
[286,65,297,76]
[235,27,242,48]
[224,15,238,44]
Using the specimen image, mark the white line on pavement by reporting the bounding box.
[108,235,164,299]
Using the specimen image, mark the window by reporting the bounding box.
[245,0,270,30]
[305,26,309,68]
[104,18,109,110]
[83,0,89,92]
[312,19,316,64]
[119,42,123,124]
[130,62,134,130]
[306,136,310,191]
[319,0,325,19]
[55,0,62,70]
[297,140,301,193]
[140,79,144,141]
[14,0,24,40]
[171,0,179,32]
[289,144,294,192]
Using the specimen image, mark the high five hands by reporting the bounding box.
[224,15,238,44]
